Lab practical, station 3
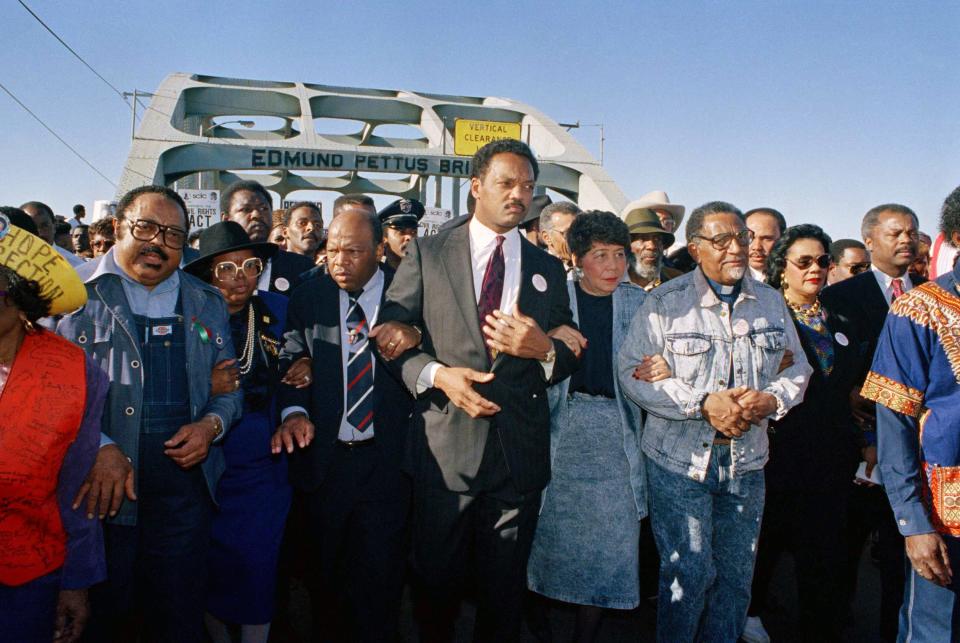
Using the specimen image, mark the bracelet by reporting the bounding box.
[411,324,423,344]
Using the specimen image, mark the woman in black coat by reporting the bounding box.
[746,224,864,643]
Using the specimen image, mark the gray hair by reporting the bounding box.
[860,204,918,240]
[540,201,580,233]
[685,201,744,241]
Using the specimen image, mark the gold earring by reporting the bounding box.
[22,318,36,333]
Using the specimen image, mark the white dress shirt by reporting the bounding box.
[871,265,913,306]
[257,258,273,292]
[749,266,766,283]
[280,269,384,444]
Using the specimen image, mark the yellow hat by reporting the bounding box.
[0,213,87,316]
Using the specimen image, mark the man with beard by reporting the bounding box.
[57,185,243,642]
[283,201,324,260]
[828,239,871,285]
[379,197,425,270]
[820,203,923,641]
[220,181,314,295]
[618,201,811,642]
[745,207,786,282]
[621,203,682,290]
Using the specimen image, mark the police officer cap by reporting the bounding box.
[379,198,425,228]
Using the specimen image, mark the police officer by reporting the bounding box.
[378,198,425,271]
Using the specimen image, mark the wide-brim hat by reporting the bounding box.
[620,205,676,248]
[628,190,685,228]
[521,194,553,226]
[183,221,278,278]
[0,213,87,315]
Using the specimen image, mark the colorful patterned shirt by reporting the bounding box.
[862,262,960,537]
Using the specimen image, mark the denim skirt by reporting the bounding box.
[527,392,640,609]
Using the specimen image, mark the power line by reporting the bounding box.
[17,0,130,105]
[0,81,117,187]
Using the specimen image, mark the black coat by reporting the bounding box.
[266,250,316,296]
[277,268,413,492]
[765,309,863,493]
[378,218,578,494]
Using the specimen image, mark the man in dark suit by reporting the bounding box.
[220,180,314,295]
[371,140,580,642]
[820,203,923,642]
[271,210,413,642]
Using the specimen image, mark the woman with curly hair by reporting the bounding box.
[745,224,865,642]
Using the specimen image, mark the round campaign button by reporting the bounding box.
[835,332,850,347]
[733,319,750,336]
[274,277,290,292]
[532,274,548,292]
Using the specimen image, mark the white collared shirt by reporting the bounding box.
[749,266,766,283]
[871,265,913,306]
[336,269,384,442]
[468,216,522,315]
[257,258,273,292]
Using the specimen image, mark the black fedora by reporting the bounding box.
[183,221,278,278]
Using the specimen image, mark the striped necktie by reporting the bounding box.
[345,290,374,433]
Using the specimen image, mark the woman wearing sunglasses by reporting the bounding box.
[745,224,865,642]
[184,221,292,643]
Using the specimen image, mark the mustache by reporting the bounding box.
[139,245,169,261]
[506,200,526,211]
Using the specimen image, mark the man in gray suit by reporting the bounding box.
[372,139,580,642]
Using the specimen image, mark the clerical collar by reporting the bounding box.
[705,274,742,305]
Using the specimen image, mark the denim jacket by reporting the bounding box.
[56,265,242,526]
[546,281,647,519]
[618,268,811,481]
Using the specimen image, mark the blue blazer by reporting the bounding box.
[546,280,648,519]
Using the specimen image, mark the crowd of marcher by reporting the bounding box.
[1,138,959,643]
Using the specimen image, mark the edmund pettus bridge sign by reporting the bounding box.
[118,73,626,215]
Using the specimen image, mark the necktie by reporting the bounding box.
[891,278,905,302]
[345,291,374,433]
[477,235,506,356]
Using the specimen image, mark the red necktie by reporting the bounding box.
[477,235,505,356]
[891,278,905,302]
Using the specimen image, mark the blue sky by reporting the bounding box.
[2,0,958,241]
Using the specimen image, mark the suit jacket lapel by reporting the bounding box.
[440,224,487,356]
[517,239,548,322]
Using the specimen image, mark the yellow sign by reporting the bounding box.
[454,119,522,156]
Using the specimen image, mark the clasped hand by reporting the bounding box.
[702,387,778,438]
[482,306,553,359]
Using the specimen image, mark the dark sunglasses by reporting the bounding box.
[847,262,871,275]
[787,254,831,270]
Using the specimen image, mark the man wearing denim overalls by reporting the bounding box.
[58,185,242,642]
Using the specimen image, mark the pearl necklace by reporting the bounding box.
[237,303,257,376]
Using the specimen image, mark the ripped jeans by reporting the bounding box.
[647,444,765,643]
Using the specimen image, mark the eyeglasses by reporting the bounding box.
[787,254,831,270]
[691,229,754,250]
[848,262,871,275]
[126,218,187,249]
[214,257,264,281]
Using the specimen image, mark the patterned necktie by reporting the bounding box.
[477,235,506,356]
[345,291,374,433]
[891,277,905,302]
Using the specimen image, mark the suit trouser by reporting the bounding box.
[302,443,410,643]
[410,477,541,643]
[844,483,905,642]
[749,487,849,641]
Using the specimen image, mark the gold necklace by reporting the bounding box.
[786,297,821,319]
